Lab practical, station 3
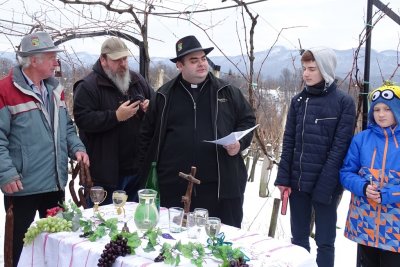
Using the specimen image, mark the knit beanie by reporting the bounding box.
[368,82,400,125]
[307,47,337,86]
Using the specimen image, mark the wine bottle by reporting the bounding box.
[145,162,160,210]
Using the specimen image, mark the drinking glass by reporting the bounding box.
[194,208,208,237]
[186,212,198,239]
[112,190,128,220]
[168,207,184,233]
[205,217,221,237]
[90,186,107,217]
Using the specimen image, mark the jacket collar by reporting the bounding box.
[303,81,336,96]
[12,66,59,93]
[158,72,229,96]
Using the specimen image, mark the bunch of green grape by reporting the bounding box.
[23,217,73,245]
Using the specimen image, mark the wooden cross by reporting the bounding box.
[178,166,201,215]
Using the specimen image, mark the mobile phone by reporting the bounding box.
[281,189,289,215]
[129,94,145,104]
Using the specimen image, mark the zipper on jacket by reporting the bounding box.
[155,92,167,162]
[298,97,309,190]
[315,117,337,124]
[193,102,197,129]
[181,83,197,129]
[181,83,202,197]
[215,85,228,199]
[373,129,389,247]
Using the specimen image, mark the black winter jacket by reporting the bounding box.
[138,73,256,199]
[275,83,356,204]
[73,60,154,187]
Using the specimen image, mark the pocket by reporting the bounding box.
[315,117,338,139]
[9,145,30,176]
[314,117,337,126]
[9,146,22,173]
[21,145,30,177]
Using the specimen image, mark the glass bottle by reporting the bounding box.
[134,189,159,233]
[145,162,160,211]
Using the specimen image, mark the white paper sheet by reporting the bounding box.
[203,124,259,146]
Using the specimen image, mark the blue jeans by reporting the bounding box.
[289,190,340,267]
[120,174,140,202]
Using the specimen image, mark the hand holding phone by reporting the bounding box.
[129,94,145,105]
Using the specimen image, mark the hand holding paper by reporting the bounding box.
[224,141,240,156]
[203,124,259,146]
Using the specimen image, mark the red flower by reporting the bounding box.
[46,206,64,217]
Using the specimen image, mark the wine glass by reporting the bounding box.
[90,186,107,217]
[205,217,221,238]
[112,190,128,221]
[194,208,208,237]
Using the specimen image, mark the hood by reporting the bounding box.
[368,82,400,126]
[307,47,337,86]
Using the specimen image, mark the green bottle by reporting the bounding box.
[145,162,160,210]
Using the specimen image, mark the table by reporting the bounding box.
[18,203,317,267]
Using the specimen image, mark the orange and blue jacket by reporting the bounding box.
[340,124,400,252]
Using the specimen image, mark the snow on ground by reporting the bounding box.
[242,160,357,267]
[0,159,357,266]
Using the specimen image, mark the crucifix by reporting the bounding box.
[178,166,201,215]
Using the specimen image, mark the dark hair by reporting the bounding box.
[301,50,315,62]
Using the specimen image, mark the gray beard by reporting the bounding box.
[104,68,131,94]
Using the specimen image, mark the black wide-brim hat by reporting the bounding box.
[170,35,214,63]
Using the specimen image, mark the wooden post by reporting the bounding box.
[268,198,281,238]
[259,144,273,197]
[156,68,164,89]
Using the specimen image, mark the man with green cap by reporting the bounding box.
[0,31,89,266]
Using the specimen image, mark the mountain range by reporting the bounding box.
[1,46,398,88]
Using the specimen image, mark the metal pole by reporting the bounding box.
[362,0,373,131]
[357,2,374,264]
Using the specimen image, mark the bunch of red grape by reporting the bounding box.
[229,257,249,267]
[98,235,131,267]
[154,253,165,262]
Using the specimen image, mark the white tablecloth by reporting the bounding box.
[18,203,316,267]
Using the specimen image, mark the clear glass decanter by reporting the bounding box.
[134,189,159,233]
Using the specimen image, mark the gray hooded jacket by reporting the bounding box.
[275,47,356,204]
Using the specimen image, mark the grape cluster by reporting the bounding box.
[229,258,249,267]
[98,235,131,267]
[154,253,165,262]
[23,217,73,245]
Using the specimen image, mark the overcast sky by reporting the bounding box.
[0,0,399,58]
